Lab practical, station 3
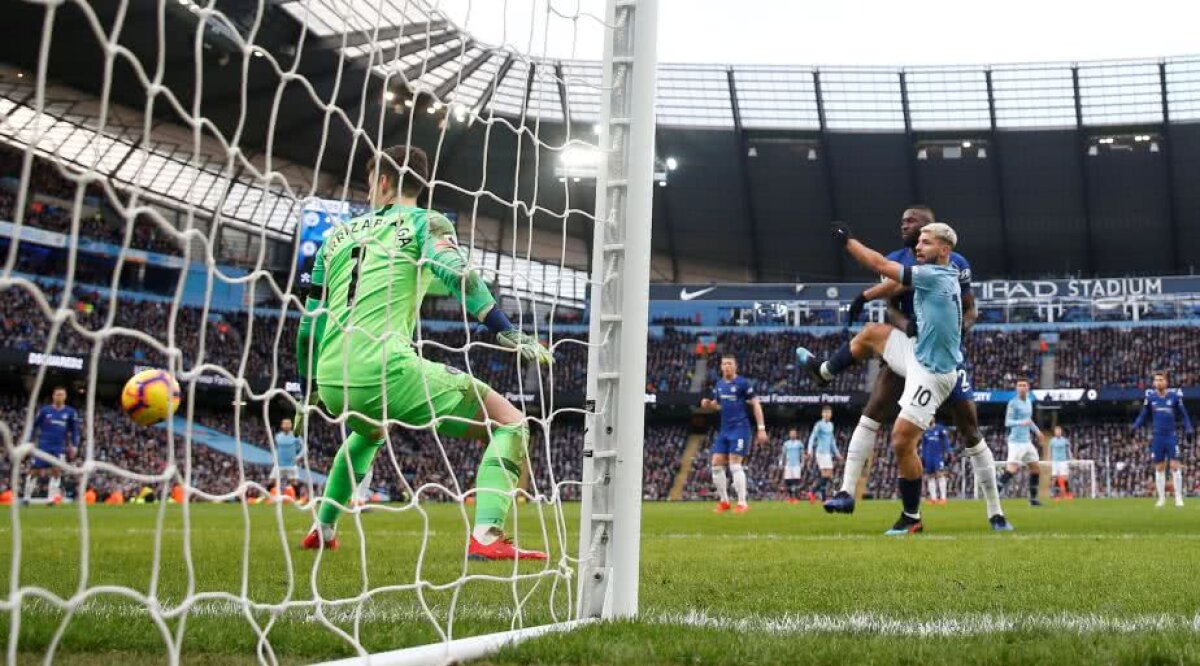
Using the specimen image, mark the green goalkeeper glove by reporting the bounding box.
[497,329,554,366]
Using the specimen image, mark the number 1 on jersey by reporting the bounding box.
[346,246,363,307]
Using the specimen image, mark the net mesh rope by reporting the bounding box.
[0,0,617,661]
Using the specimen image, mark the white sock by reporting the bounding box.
[318,522,337,542]
[937,476,948,501]
[472,523,499,544]
[1155,470,1167,500]
[48,476,62,498]
[965,439,1003,517]
[839,416,881,494]
[1172,470,1184,502]
[730,464,748,505]
[23,474,36,502]
[712,465,730,503]
[926,477,938,500]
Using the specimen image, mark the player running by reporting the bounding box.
[273,418,304,490]
[295,144,553,560]
[780,428,805,504]
[921,422,950,505]
[1048,426,1073,500]
[997,380,1043,507]
[800,207,1010,531]
[799,221,964,535]
[700,355,768,514]
[24,386,78,505]
[804,406,841,501]
[1132,372,1193,507]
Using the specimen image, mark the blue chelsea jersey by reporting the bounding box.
[713,376,755,432]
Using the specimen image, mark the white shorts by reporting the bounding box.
[275,465,300,481]
[816,454,834,471]
[1006,441,1040,465]
[784,465,803,480]
[883,329,957,430]
[1052,461,1071,477]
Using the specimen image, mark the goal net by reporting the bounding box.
[959,461,1099,499]
[0,0,657,663]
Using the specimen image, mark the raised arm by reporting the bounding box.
[831,223,904,282]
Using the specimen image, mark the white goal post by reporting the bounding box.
[960,460,1099,499]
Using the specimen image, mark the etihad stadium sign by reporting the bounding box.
[649,276,1200,303]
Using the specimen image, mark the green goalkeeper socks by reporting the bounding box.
[317,432,384,526]
[473,423,528,532]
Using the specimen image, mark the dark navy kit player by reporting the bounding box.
[700,355,768,514]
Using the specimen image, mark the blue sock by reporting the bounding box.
[1028,473,1040,500]
[899,477,923,517]
[821,343,856,379]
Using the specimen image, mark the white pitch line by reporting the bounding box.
[651,610,1200,636]
[651,532,1200,543]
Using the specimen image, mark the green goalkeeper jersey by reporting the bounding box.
[300,203,495,388]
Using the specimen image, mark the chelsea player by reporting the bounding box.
[1132,372,1193,507]
[25,386,79,504]
[921,422,951,504]
[700,355,768,513]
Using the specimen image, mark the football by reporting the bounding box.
[121,369,181,426]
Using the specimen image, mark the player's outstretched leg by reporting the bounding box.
[824,368,903,515]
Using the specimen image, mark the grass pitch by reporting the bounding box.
[3,498,1200,665]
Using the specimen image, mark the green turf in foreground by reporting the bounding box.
[2,499,1199,664]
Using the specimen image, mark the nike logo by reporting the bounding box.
[679,286,716,301]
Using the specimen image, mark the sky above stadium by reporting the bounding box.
[434,0,1200,66]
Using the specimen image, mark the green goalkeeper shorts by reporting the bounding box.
[318,355,492,439]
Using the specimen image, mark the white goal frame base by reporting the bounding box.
[313,619,596,666]
[960,460,1097,499]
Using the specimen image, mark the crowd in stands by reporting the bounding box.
[1057,327,1200,389]
[962,329,1042,389]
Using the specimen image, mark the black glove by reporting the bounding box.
[831,221,853,246]
[847,292,868,323]
[904,318,918,337]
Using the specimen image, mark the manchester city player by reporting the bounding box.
[921,422,951,504]
[805,406,841,501]
[780,428,805,504]
[1132,372,1194,507]
[799,221,965,535]
[700,355,768,514]
[997,380,1043,506]
[1049,426,1073,500]
[24,386,79,504]
[273,418,304,489]
[802,207,1010,531]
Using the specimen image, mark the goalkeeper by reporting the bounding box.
[296,144,551,561]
